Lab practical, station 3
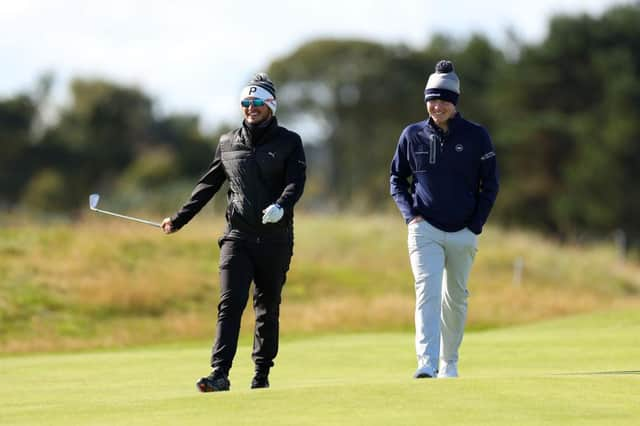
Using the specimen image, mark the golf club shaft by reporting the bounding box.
[92,208,161,228]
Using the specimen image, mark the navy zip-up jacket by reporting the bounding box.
[390,113,499,234]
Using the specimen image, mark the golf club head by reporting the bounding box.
[89,193,100,210]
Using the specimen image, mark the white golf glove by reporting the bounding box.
[262,203,284,224]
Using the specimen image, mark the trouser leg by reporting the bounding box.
[211,239,252,372]
[251,242,292,372]
[440,228,477,366]
[408,221,445,372]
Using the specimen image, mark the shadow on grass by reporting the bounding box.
[554,370,640,376]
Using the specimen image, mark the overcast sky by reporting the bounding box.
[0,0,633,130]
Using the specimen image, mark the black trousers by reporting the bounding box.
[211,237,292,374]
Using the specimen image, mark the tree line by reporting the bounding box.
[1,4,639,244]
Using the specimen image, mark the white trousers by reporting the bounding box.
[408,220,477,372]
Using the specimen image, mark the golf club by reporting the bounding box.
[88,193,161,228]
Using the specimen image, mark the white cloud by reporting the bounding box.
[0,0,632,129]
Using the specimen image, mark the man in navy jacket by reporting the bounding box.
[390,60,499,378]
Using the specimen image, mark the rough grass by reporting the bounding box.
[1,213,639,352]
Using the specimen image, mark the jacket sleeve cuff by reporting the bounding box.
[170,214,186,230]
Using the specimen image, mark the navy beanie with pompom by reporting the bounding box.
[424,60,460,105]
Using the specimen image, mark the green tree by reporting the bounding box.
[492,4,640,242]
[268,36,503,209]
[20,168,69,212]
[37,79,155,208]
[151,114,219,177]
[0,95,37,206]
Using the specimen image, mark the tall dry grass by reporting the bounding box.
[1,213,639,352]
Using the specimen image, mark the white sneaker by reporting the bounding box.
[413,365,437,379]
[437,363,458,378]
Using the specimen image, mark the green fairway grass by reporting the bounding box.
[2,308,639,425]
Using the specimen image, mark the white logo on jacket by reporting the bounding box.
[455,144,464,152]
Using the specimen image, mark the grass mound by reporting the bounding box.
[1,214,639,352]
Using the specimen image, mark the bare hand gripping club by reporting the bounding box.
[88,194,161,228]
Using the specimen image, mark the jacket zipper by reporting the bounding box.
[429,137,436,164]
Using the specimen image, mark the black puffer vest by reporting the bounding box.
[220,119,304,239]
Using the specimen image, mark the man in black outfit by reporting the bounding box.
[161,73,306,392]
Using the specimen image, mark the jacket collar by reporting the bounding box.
[241,117,278,147]
[426,112,462,136]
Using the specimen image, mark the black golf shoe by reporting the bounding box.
[250,372,270,389]
[196,368,230,392]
